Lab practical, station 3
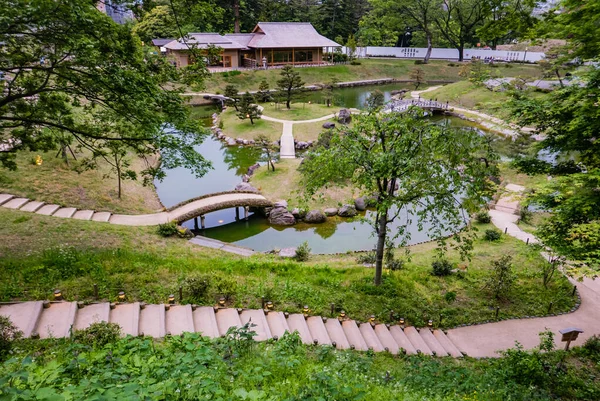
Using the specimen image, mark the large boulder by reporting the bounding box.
[338,109,352,124]
[273,200,288,209]
[304,210,327,223]
[235,182,259,192]
[291,208,307,220]
[324,207,338,216]
[278,247,297,258]
[247,163,260,176]
[322,121,336,129]
[338,204,357,217]
[268,207,296,226]
[226,137,237,146]
[354,197,366,211]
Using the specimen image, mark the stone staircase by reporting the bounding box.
[0,301,463,357]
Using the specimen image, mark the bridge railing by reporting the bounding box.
[165,190,265,212]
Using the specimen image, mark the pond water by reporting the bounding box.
[154,84,482,253]
[303,83,425,109]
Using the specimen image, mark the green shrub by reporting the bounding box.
[183,273,211,302]
[414,60,425,65]
[444,291,457,303]
[519,207,533,224]
[0,316,22,360]
[581,335,600,361]
[504,63,513,68]
[432,259,453,276]
[356,252,376,265]
[484,229,502,241]
[350,60,361,65]
[73,321,120,347]
[157,221,178,237]
[447,62,458,67]
[475,210,491,223]
[295,241,311,262]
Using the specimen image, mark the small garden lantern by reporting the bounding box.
[168,294,175,305]
[53,289,62,301]
[118,291,125,302]
[218,297,226,307]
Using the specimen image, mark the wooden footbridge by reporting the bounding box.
[0,191,272,227]
[383,98,450,114]
[0,301,463,358]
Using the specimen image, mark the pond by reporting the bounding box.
[155,84,485,253]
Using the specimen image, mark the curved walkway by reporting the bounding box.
[0,192,271,226]
[447,184,600,357]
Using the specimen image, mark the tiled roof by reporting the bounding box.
[151,38,176,47]
[248,22,340,48]
[163,33,248,50]
[223,33,254,48]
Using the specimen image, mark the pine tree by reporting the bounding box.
[236,93,262,124]
[276,65,304,109]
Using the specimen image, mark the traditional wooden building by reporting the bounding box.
[161,22,340,68]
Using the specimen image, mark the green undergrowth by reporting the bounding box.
[0,209,576,328]
[1,328,600,400]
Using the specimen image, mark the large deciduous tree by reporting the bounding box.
[301,111,497,285]
[400,0,441,63]
[132,5,178,43]
[0,0,210,183]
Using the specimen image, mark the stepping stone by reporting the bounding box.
[324,318,350,349]
[240,309,272,341]
[215,308,242,336]
[0,194,15,205]
[91,211,111,222]
[139,304,166,338]
[403,326,432,355]
[20,201,45,212]
[36,204,60,216]
[306,316,332,345]
[193,306,220,338]
[342,320,369,351]
[433,329,463,357]
[374,324,400,354]
[3,198,29,209]
[389,326,417,355]
[72,210,94,220]
[35,302,78,339]
[420,328,448,356]
[109,302,141,337]
[265,311,290,339]
[359,323,384,352]
[286,314,313,344]
[165,304,194,336]
[0,301,44,338]
[53,207,77,218]
[74,303,110,331]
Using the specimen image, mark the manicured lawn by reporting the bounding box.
[0,208,575,328]
[261,102,334,121]
[0,150,163,214]
[293,119,338,141]
[201,59,543,93]
[219,108,283,141]
[499,163,549,189]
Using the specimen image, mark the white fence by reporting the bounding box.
[341,46,545,63]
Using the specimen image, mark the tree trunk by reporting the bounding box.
[555,69,564,88]
[286,90,291,109]
[374,210,388,286]
[61,145,69,166]
[458,44,464,62]
[424,31,432,64]
[117,172,122,199]
[233,0,240,33]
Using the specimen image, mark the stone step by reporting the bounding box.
[73,303,110,331]
[374,324,400,354]
[20,201,45,213]
[53,207,77,218]
[403,326,432,355]
[192,306,219,338]
[420,328,449,356]
[359,323,384,352]
[215,308,242,336]
[91,211,111,222]
[286,314,313,344]
[389,326,417,355]
[0,194,15,205]
[3,198,30,209]
[306,316,332,345]
[240,309,272,341]
[324,318,350,350]
[35,302,78,339]
[72,210,95,221]
[165,304,194,336]
[109,302,141,336]
[0,301,44,338]
[433,329,463,358]
[139,304,166,338]
[342,320,369,351]
[265,311,290,339]
[36,204,60,216]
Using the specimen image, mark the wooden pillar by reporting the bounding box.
[235,207,240,220]
[244,206,249,221]
[292,48,295,65]
[194,217,199,230]
[200,215,206,229]
[271,49,274,66]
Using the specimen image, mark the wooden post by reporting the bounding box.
[194,217,199,230]
[93,284,98,300]
[244,206,249,221]
[292,48,295,65]
[271,49,274,66]
[235,207,240,220]
[179,286,183,302]
[200,215,206,229]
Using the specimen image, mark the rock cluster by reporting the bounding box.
[338,109,352,124]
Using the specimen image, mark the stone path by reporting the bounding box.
[189,237,255,256]
[0,192,270,227]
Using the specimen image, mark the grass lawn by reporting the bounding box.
[0,150,162,214]
[219,107,283,141]
[250,158,356,209]
[0,207,575,328]
[499,163,549,190]
[293,119,338,141]
[261,102,334,121]
[201,59,543,93]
